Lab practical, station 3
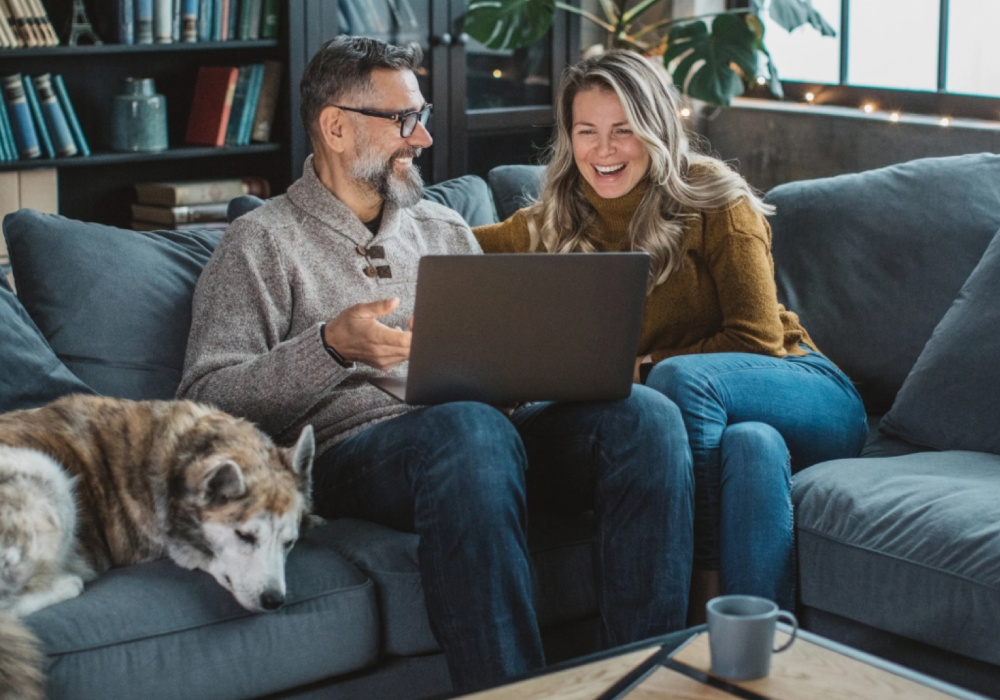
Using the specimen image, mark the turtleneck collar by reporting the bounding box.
[579,177,648,242]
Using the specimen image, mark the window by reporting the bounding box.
[847,0,939,91]
[946,0,1000,97]
[761,0,841,84]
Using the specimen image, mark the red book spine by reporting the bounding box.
[185,66,239,146]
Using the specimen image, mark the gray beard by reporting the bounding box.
[350,138,424,209]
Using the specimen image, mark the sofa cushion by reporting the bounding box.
[25,523,378,700]
[0,269,95,412]
[227,175,497,227]
[3,210,222,401]
[487,165,546,222]
[793,451,1000,666]
[765,153,1000,414]
[879,229,1000,455]
[313,513,597,657]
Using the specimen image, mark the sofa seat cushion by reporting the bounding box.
[25,524,379,700]
[3,209,223,401]
[311,513,596,657]
[793,451,1000,665]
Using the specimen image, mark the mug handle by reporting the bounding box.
[773,611,798,653]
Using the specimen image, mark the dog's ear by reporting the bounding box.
[202,460,246,505]
[289,425,315,485]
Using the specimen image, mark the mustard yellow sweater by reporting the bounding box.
[472,180,815,363]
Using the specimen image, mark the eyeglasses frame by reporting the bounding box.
[333,103,433,138]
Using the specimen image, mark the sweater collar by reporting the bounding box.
[287,155,404,246]
[580,177,647,237]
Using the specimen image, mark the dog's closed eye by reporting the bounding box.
[236,531,257,545]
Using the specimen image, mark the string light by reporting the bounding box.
[756,76,767,85]
[804,92,815,102]
[680,107,692,118]
[863,103,875,114]
[492,69,502,78]
[940,117,951,126]
[889,112,900,122]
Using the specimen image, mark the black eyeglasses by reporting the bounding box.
[334,103,433,138]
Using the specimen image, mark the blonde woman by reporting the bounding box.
[474,50,867,613]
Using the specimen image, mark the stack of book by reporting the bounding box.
[88,0,280,46]
[185,60,281,147]
[0,0,59,48]
[0,73,89,162]
[131,175,269,230]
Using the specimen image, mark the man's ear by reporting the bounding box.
[317,106,347,153]
[202,460,246,505]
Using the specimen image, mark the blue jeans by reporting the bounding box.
[646,348,867,610]
[310,386,694,692]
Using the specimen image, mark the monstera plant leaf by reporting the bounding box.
[746,13,784,99]
[464,0,556,50]
[768,0,836,35]
[664,13,758,106]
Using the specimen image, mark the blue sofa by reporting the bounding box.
[3,153,1000,700]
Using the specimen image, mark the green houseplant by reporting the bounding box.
[464,0,834,107]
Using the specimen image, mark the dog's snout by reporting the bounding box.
[260,590,284,611]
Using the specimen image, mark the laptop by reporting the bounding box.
[368,253,650,405]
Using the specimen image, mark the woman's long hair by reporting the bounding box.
[525,50,773,288]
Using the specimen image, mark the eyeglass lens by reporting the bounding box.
[402,106,432,138]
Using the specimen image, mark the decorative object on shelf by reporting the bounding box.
[68,0,102,45]
[464,0,833,108]
[111,78,168,153]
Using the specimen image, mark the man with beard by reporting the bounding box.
[178,36,694,694]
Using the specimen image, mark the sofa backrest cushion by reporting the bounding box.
[879,228,1000,454]
[488,165,546,222]
[3,210,222,401]
[1,270,95,412]
[229,175,497,227]
[765,153,1000,414]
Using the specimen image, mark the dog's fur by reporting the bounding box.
[0,394,314,700]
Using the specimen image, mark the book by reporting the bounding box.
[0,95,18,161]
[136,0,153,43]
[180,0,197,41]
[131,201,229,224]
[34,74,77,157]
[226,0,237,39]
[259,0,277,38]
[219,0,228,39]
[52,74,90,157]
[250,60,281,143]
[237,63,264,146]
[28,0,57,45]
[18,167,57,213]
[134,177,269,206]
[236,0,252,39]
[131,220,229,231]
[185,65,238,146]
[4,0,37,46]
[222,65,250,146]
[0,2,14,47]
[246,0,260,39]
[172,0,181,41]
[196,0,211,40]
[94,0,134,44]
[211,0,221,39]
[153,0,172,42]
[0,172,16,263]
[1,74,40,159]
[21,74,54,159]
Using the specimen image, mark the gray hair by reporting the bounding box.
[300,36,422,143]
[526,50,773,289]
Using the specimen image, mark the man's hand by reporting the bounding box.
[324,298,412,371]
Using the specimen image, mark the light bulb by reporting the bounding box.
[680,107,691,118]
[804,92,815,102]
[863,104,875,114]
[889,112,900,122]
[940,117,951,126]
[492,69,502,78]
[756,76,767,85]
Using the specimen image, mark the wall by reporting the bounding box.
[699,99,1000,192]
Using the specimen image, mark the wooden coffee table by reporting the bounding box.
[456,627,988,700]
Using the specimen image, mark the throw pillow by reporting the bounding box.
[422,174,497,227]
[0,276,95,412]
[3,210,223,401]
[879,228,1000,455]
[488,165,546,222]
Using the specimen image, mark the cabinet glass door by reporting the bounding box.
[464,36,553,110]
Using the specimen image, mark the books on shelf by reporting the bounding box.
[186,61,280,147]
[131,200,228,224]
[0,0,59,48]
[0,168,57,286]
[0,72,87,161]
[131,219,228,230]
[134,176,269,206]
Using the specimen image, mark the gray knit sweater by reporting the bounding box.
[177,156,482,454]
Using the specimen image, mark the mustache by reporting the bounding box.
[391,147,422,163]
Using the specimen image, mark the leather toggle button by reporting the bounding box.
[364,265,378,278]
[356,244,367,256]
[367,245,385,259]
[376,265,392,279]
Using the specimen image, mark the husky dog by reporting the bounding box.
[0,394,315,700]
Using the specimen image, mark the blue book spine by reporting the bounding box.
[21,76,55,159]
[136,0,154,43]
[238,63,264,146]
[1,75,41,159]
[227,0,239,40]
[211,0,222,40]
[34,74,77,158]
[181,0,198,41]
[173,0,182,41]
[196,0,212,40]
[52,75,90,157]
[0,100,16,161]
[223,66,250,146]
[109,0,135,44]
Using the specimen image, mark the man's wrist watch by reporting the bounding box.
[320,323,354,368]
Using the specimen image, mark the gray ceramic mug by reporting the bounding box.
[707,595,798,681]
